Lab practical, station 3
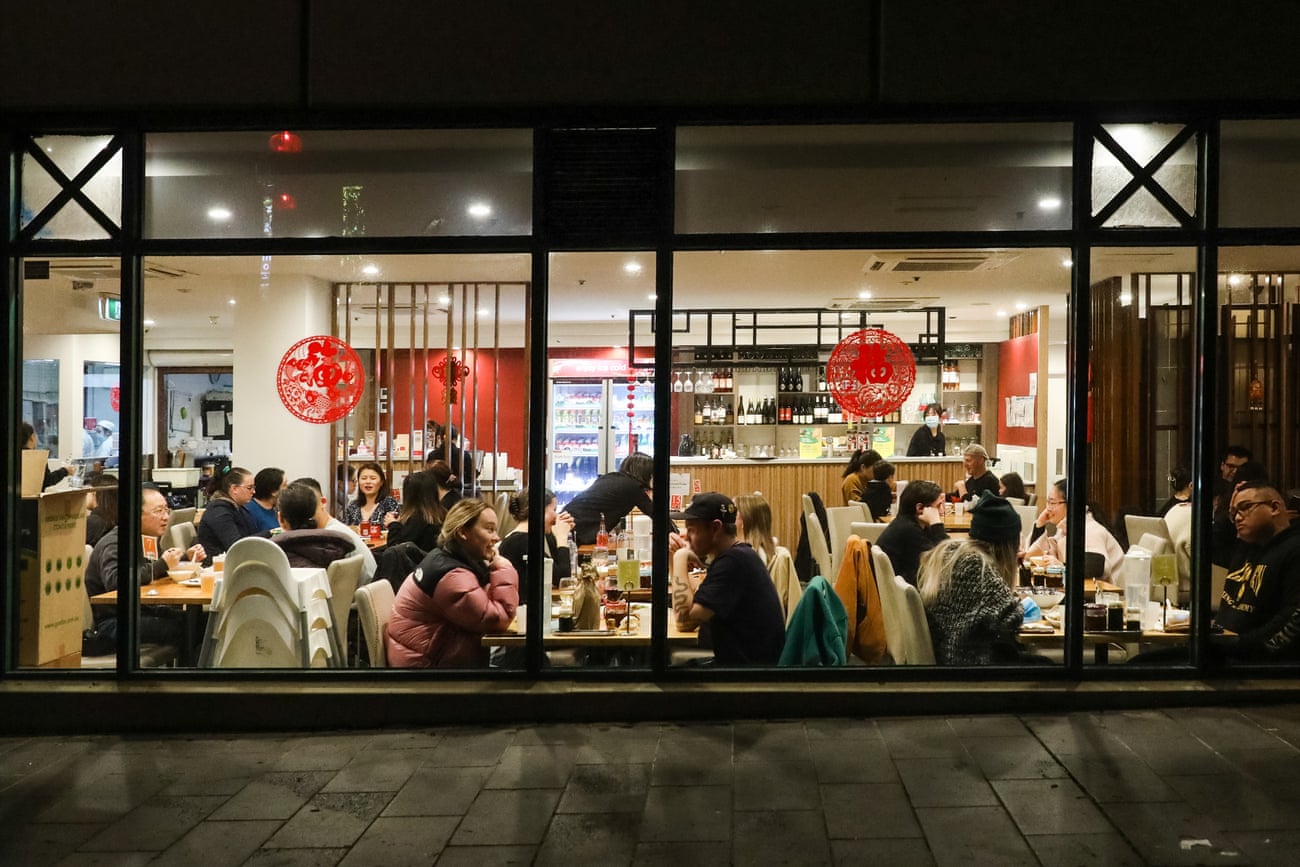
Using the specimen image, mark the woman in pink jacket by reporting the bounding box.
[386,498,519,668]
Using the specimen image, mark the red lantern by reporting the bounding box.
[269,131,302,153]
[826,328,917,417]
[276,336,365,424]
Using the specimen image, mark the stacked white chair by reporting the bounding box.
[326,553,366,662]
[1125,514,1172,550]
[204,537,338,668]
[801,494,833,580]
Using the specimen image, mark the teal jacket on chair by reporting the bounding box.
[778,575,848,666]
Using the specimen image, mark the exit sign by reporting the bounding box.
[98,294,121,321]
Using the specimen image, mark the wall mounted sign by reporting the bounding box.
[276,336,365,424]
[826,328,917,418]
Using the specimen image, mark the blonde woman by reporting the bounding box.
[735,492,801,623]
[917,492,1024,665]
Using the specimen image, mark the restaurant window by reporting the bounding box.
[1221,120,1300,228]
[140,253,528,670]
[664,247,1070,670]
[144,129,533,239]
[675,123,1073,234]
[20,134,122,241]
[1090,123,1198,229]
[18,256,122,670]
[1085,247,1198,666]
[545,251,658,671]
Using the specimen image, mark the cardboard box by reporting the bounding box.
[21,448,49,498]
[18,490,90,666]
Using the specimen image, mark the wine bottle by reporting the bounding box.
[693,398,703,426]
[795,368,805,392]
[736,395,746,425]
[715,399,727,425]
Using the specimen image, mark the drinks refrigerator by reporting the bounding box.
[548,358,655,509]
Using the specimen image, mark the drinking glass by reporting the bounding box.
[673,371,683,392]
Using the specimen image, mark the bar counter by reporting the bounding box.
[669,455,963,553]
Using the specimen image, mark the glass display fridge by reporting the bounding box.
[548,358,654,509]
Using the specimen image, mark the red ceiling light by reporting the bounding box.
[277,192,297,209]
[269,131,302,153]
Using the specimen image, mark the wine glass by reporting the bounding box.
[683,371,694,393]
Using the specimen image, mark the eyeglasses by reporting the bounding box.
[241,484,256,492]
[1229,500,1271,520]
[1046,498,1066,506]
[145,506,171,517]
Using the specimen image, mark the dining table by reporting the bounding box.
[90,573,214,665]
[1016,618,1189,663]
[482,604,700,649]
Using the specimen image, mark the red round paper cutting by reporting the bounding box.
[826,328,917,418]
[109,386,121,413]
[276,336,365,424]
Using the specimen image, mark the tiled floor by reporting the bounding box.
[5,705,1300,865]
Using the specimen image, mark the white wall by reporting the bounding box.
[230,276,333,480]
[24,333,121,460]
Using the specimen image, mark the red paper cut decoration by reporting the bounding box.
[109,386,121,413]
[431,355,471,402]
[826,328,917,418]
[276,336,365,424]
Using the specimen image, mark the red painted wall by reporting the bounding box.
[997,333,1038,448]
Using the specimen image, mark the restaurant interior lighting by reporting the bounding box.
[1015,302,1028,310]
[858,289,873,299]
[1228,274,1243,287]
[467,202,492,219]
[207,206,232,221]
[438,294,451,304]
[647,293,657,301]
[361,264,380,276]
[624,261,643,275]
[1119,291,1133,306]
[996,309,1007,317]
[143,319,156,326]
[228,298,237,306]
[1062,258,1073,267]
[1037,196,1063,210]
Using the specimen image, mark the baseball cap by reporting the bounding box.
[963,443,988,459]
[671,492,737,523]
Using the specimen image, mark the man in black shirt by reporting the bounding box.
[669,492,785,664]
[953,443,999,501]
[1212,481,1300,660]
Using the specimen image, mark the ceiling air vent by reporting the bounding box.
[862,252,1019,273]
[827,296,941,311]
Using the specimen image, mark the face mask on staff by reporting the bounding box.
[925,415,940,430]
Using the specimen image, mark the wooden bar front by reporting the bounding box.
[669,456,964,552]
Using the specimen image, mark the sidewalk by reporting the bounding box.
[5,705,1300,865]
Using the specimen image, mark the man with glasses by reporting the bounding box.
[1221,445,1253,482]
[1212,481,1300,660]
[85,486,205,650]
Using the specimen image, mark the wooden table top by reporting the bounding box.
[90,575,213,607]
[482,604,699,648]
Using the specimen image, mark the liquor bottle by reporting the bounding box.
[693,398,703,426]
[768,396,778,425]
[594,513,609,561]
[795,368,805,392]
[829,397,843,424]
[715,399,726,425]
[725,368,733,390]
[702,397,712,425]
[778,367,787,392]
[818,366,828,391]
[724,398,734,426]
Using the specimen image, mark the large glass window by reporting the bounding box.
[1221,120,1300,228]
[145,129,533,239]
[676,123,1073,234]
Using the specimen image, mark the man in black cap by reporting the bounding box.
[669,492,786,664]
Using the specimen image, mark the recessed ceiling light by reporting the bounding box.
[996,310,1007,317]
[438,294,451,304]
[1062,258,1073,267]
[207,207,232,221]
[624,261,643,275]
[228,298,237,306]
[858,289,873,300]
[647,293,657,301]
[478,308,490,316]
[361,264,380,276]
[1119,292,1133,306]
[1228,274,1242,287]
[143,318,156,326]
[1015,302,1028,311]
[1038,196,1063,211]
[467,202,492,219]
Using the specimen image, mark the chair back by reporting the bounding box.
[493,492,516,537]
[868,546,905,663]
[1135,532,1170,555]
[210,593,302,667]
[161,521,197,554]
[825,506,862,574]
[801,494,833,580]
[849,521,888,545]
[1013,505,1039,545]
[1125,514,1172,550]
[1083,551,1107,579]
[895,578,936,664]
[171,507,197,527]
[326,553,366,659]
[354,580,396,668]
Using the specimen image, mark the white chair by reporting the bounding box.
[210,593,302,667]
[161,521,197,554]
[850,521,887,544]
[801,494,833,580]
[1013,505,1039,545]
[354,580,396,668]
[826,506,863,576]
[326,553,366,662]
[1125,515,1172,550]
[171,507,197,527]
[868,546,904,663]
[895,578,937,665]
[1135,532,1170,555]
[492,491,516,537]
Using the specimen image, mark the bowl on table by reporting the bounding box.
[1018,586,1062,610]
[167,563,201,581]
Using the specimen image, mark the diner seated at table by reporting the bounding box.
[734,492,800,623]
[342,461,401,528]
[272,483,357,569]
[953,443,999,502]
[862,460,896,521]
[334,463,357,519]
[876,480,948,585]
[386,499,519,668]
[425,459,462,512]
[497,487,574,605]
[998,471,1028,504]
[918,492,1026,664]
[669,493,786,665]
[1024,478,1124,581]
[195,467,270,563]
[384,470,446,553]
[243,467,286,533]
[84,472,119,547]
[289,477,377,582]
[840,448,882,505]
[84,486,205,651]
